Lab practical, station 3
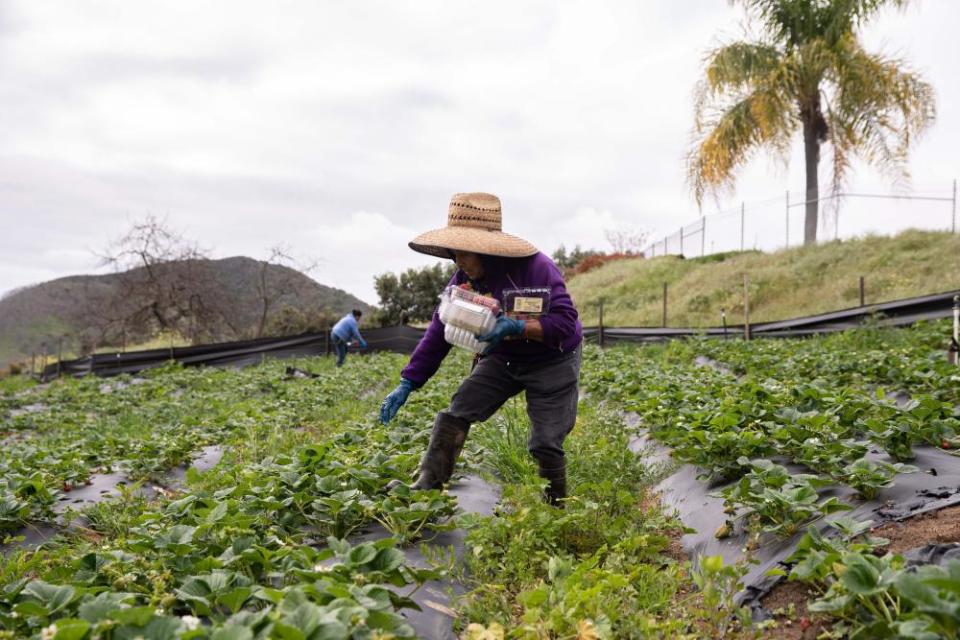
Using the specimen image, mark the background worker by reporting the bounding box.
[330,309,367,367]
[379,192,582,505]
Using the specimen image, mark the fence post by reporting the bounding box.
[743,274,751,341]
[740,202,747,251]
[598,299,605,348]
[57,337,63,379]
[785,190,790,247]
[324,326,330,356]
[662,283,668,328]
[950,295,960,366]
[31,352,36,378]
[952,178,957,234]
[679,227,684,256]
[952,296,959,366]
[859,276,865,307]
[701,216,706,257]
[721,308,728,340]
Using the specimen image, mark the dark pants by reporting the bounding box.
[332,335,348,367]
[442,344,582,466]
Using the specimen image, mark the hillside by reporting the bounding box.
[0,256,372,367]
[567,229,960,327]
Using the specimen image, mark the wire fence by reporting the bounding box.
[642,180,959,258]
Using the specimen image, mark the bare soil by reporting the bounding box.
[872,504,960,552]
[760,580,830,639]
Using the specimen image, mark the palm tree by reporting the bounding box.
[688,0,936,244]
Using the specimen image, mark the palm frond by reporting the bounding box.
[702,42,784,95]
[733,0,913,47]
[688,87,796,204]
[824,36,936,192]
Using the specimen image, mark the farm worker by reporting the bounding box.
[331,309,367,367]
[379,193,582,505]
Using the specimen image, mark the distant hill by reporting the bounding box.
[567,229,960,327]
[0,256,373,368]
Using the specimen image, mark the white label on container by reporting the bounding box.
[513,296,544,313]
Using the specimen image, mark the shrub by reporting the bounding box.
[568,253,641,276]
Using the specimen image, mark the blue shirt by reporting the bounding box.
[331,314,363,342]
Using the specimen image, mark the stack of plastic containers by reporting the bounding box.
[437,286,500,352]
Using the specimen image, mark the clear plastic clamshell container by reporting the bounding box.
[438,286,500,352]
[444,324,486,353]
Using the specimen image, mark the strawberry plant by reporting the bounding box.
[863,417,919,462]
[373,487,458,543]
[840,459,918,500]
[795,437,867,475]
[674,428,774,482]
[893,560,960,639]
[785,517,890,588]
[807,551,904,633]
[720,459,850,538]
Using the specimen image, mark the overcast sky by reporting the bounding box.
[1,1,957,304]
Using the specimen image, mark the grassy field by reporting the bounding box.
[568,229,960,327]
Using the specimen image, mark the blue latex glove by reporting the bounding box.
[380,379,414,424]
[477,315,526,354]
[359,338,368,349]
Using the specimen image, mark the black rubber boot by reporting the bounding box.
[412,413,470,490]
[388,413,469,492]
[538,459,567,506]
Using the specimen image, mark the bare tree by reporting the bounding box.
[604,225,650,254]
[253,244,321,338]
[96,215,226,344]
[76,279,125,354]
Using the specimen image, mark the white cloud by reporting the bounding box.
[537,207,623,254]
[306,211,441,304]
[0,0,957,301]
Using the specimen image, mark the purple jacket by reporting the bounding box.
[401,252,583,386]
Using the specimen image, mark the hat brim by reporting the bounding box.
[409,226,538,259]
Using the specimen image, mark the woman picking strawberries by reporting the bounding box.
[379,192,582,505]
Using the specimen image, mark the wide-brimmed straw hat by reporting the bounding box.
[408,192,538,259]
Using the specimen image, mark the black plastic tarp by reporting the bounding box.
[589,289,960,345]
[42,289,959,380]
[626,411,960,609]
[41,326,428,381]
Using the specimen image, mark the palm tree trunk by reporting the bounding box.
[802,115,820,245]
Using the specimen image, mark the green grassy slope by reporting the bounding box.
[567,229,960,327]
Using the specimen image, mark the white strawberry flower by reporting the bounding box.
[181,615,201,631]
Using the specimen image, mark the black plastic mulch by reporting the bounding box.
[626,412,960,609]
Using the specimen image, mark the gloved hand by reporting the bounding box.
[359,338,368,349]
[380,379,414,424]
[477,315,526,354]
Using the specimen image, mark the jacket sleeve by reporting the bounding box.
[350,319,363,342]
[399,273,458,386]
[535,258,579,351]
